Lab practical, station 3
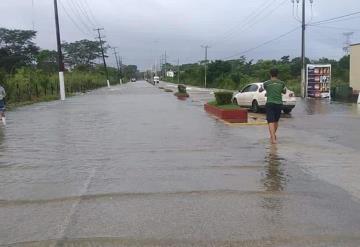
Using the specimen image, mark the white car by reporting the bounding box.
[153,76,160,84]
[232,82,296,113]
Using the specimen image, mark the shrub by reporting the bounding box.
[178,84,187,93]
[214,91,233,105]
[164,88,173,92]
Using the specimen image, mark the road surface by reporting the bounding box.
[1,81,360,246]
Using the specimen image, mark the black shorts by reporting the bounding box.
[266,103,282,123]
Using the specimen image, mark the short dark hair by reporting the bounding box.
[270,68,279,77]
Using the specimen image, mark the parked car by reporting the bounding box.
[131,78,136,82]
[232,82,296,113]
[153,76,160,84]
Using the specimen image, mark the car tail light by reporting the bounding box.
[289,93,295,97]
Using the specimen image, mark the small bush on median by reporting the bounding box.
[174,84,189,98]
[214,91,233,105]
[178,84,187,94]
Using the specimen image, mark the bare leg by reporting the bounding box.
[268,123,277,144]
[274,122,279,140]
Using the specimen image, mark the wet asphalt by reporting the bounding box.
[1,81,360,247]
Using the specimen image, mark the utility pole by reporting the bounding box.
[53,0,65,100]
[95,28,110,88]
[300,0,306,98]
[112,47,121,84]
[343,32,354,55]
[201,45,210,88]
[164,51,167,78]
[119,56,123,84]
[177,58,180,84]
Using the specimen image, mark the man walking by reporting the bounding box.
[263,68,286,144]
[0,84,6,125]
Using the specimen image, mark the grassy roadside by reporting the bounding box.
[6,94,77,111]
[207,101,241,110]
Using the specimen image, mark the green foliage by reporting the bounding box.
[36,50,58,74]
[178,84,187,93]
[0,27,39,72]
[123,65,138,80]
[174,55,350,96]
[62,39,103,68]
[208,101,240,109]
[332,85,353,100]
[214,91,233,105]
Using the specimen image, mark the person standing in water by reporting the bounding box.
[263,68,286,144]
[0,84,6,125]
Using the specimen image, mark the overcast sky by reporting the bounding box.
[1,0,360,70]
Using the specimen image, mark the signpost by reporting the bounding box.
[306,64,331,99]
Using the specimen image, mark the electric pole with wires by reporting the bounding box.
[177,58,180,84]
[201,45,210,88]
[112,47,122,84]
[292,0,314,98]
[53,0,66,100]
[94,28,110,88]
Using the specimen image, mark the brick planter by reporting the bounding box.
[204,103,248,123]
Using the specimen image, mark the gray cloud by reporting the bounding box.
[1,0,359,70]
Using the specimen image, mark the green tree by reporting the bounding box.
[62,39,103,69]
[0,27,39,72]
[123,65,138,79]
[36,50,58,74]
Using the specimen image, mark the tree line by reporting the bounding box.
[164,55,350,95]
[0,27,138,103]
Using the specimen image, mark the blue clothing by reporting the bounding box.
[0,99,5,112]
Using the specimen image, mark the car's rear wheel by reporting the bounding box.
[251,100,260,113]
[283,109,292,114]
[232,98,238,105]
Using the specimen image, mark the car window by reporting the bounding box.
[249,84,259,92]
[241,85,251,93]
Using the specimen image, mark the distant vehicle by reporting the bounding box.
[232,82,296,114]
[153,76,160,84]
[131,78,136,82]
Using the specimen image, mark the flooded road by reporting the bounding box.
[1,81,360,246]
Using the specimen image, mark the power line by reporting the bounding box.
[311,11,360,25]
[58,0,91,36]
[65,0,93,33]
[82,0,101,27]
[209,0,276,47]
[212,0,289,47]
[222,26,300,60]
[72,0,97,27]
[308,24,360,32]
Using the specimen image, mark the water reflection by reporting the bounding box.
[303,98,330,115]
[263,145,287,192]
[0,128,4,150]
[261,145,287,219]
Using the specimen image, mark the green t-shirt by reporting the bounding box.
[263,79,285,105]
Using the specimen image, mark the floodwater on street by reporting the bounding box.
[1,81,360,246]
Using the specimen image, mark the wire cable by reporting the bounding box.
[221,26,300,60]
[73,0,97,27]
[59,0,92,36]
[66,0,94,33]
[208,0,277,47]
[311,11,360,25]
[82,0,101,27]
[211,0,288,47]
